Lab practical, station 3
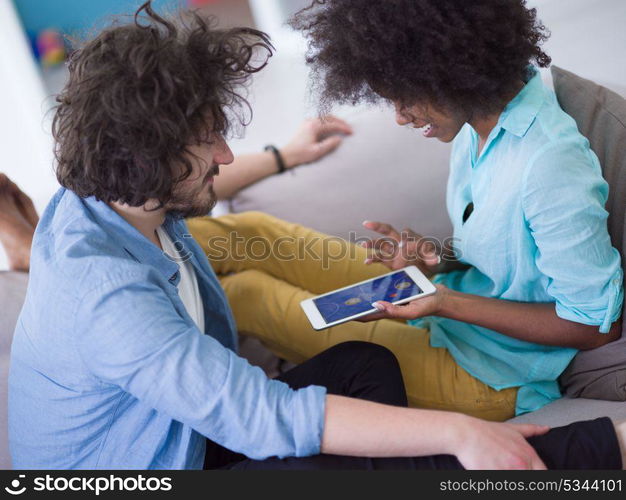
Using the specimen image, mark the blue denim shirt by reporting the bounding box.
[410,68,623,415]
[9,189,326,469]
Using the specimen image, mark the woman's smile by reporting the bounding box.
[414,122,437,138]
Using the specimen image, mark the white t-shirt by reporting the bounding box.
[156,226,205,332]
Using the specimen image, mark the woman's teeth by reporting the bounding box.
[417,123,433,135]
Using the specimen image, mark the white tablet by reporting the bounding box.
[300,265,436,330]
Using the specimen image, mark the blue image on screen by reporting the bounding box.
[313,270,423,323]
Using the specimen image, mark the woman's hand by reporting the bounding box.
[451,415,549,470]
[361,221,441,277]
[280,115,353,168]
[356,284,448,322]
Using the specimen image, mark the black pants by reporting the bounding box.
[204,341,622,470]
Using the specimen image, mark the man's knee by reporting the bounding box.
[330,341,401,370]
[326,341,407,407]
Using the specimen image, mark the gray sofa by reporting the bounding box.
[1,66,625,468]
[0,271,28,469]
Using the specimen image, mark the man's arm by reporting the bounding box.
[321,395,548,469]
[213,151,282,200]
[76,270,549,468]
[213,116,352,199]
[75,271,327,460]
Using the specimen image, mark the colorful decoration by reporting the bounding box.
[36,29,66,67]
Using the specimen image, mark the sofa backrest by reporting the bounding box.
[230,106,453,243]
[553,66,626,400]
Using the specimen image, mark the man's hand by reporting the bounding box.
[361,221,441,277]
[280,115,352,168]
[452,415,549,470]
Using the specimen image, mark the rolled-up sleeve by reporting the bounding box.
[522,141,624,333]
[74,272,327,459]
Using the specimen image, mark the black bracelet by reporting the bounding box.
[264,145,287,174]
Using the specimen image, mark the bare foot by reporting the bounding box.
[0,174,38,272]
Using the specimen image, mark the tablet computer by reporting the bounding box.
[300,265,436,330]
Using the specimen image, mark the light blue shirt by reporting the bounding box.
[410,68,623,415]
[9,189,326,469]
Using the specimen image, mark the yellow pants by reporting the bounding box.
[187,211,517,421]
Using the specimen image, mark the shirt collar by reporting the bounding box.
[82,195,181,284]
[497,66,545,138]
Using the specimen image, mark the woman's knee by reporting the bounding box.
[231,211,283,236]
[221,269,271,301]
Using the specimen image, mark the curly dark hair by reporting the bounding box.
[291,0,550,117]
[53,1,272,206]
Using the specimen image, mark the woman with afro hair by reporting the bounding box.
[189,0,622,422]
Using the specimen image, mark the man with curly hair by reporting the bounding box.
[7,1,626,471]
[187,0,623,422]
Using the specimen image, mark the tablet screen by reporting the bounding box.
[313,270,423,323]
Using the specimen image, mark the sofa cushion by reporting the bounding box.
[0,271,28,469]
[230,106,453,243]
[551,66,626,401]
[508,397,626,427]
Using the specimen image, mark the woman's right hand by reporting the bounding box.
[451,415,549,470]
[360,220,441,277]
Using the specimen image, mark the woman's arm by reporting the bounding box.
[360,220,621,349]
[213,116,352,200]
[321,395,548,469]
[438,289,622,350]
[368,285,622,350]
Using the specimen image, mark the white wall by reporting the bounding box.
[527,0,626,88]
[0,0,57,270]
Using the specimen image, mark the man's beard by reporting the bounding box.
[165,183,218,219]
